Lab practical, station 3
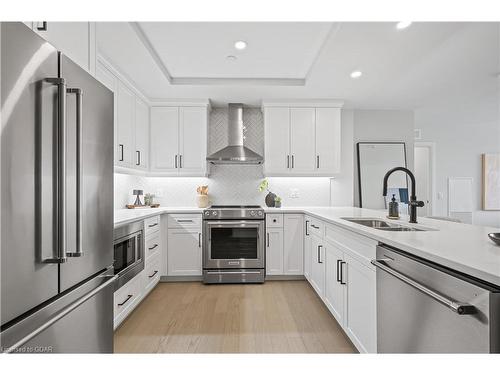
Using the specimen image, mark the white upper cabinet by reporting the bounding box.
[150,105,208,176]
[264,107,290,175]
[315,108,341,174]
[116,81,136,167]
[263,101,343,176]
[178,107,207,175]
[150,107,179,173]
[29,22,96,74]
[135,98,149,169]
[289,108,316,174]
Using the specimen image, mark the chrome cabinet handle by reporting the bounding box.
[287,155,290,169]
[317,245,323,264]
[371,259,476,315]
[305,220,309,236]
[42,78,67,264]
[317,155,320,169]
[340,261,346,284]
[136,150,140,166]
[291,155,295,168]
[148,244,158,250]
[336,259,342,282]
[66,88,84,257]
[148,223,158,228]
[148,270,158,279]
[267,232,270,247]
[198,233,201,247]
[174,154,178,168]
[118,294,133,306]
[179,155,182,168]
[36,21,47,31]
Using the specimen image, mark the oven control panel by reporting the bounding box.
[203,206,264,220]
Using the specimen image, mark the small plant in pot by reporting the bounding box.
[258,179,276,207]
[274,196,282,208]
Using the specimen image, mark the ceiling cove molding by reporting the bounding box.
[130,22,307,87]
[129,22,174,84]
[304,22,342,81]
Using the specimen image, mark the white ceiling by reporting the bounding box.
[96,22,499,108]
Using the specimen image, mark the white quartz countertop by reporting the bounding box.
[114,205,500,286]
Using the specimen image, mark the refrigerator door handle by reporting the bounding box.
[66,88,84,257]
[4,274,117,353]
[43,77,68,264]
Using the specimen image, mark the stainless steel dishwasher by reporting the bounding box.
[372,244,500,353]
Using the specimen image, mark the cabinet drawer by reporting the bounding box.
[325,223,377,267]
[113,275,141,319]
[308,217,324,237]
[145,231,161,260]
[144,215,160,235]
[266,213,283,228]
[167,214,201,229]
[143,253,161,293]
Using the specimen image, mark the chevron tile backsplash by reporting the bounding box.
[114,107,332,209]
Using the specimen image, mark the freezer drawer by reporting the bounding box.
[374,244,500,353]
[1,269,116,353]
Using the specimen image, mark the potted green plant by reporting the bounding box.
[274,196,282,208]
[258,179,276,207]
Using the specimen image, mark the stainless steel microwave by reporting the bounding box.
[113,221,144,291]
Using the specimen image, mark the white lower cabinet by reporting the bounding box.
[143,253,161,294]
[309,233,325,297]
[303,218,312,281]
[266,228,284,275]
[167,214,202,276]
[324,243,345,324]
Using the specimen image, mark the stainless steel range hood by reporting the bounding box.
[206,103,263,164]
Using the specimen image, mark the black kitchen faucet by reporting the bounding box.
[382,167,425,224]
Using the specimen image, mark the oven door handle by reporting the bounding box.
[371,259,477,315]
[204,220,263,226]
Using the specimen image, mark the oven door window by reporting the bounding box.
[114,236,137,274]
[210,227,258,259]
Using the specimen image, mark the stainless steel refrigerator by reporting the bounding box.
[1,22,115,353]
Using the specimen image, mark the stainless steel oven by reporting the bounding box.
[202,206,265,283]
[113,221,144,290]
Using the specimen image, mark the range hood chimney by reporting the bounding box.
[206,103,264,165]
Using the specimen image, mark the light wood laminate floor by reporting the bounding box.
[114,281,357,353]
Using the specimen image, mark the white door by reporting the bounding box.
[324,242,345,325]
[116,82,135,167]
[304,218,312,280]
[344,253,377,353]
[309,234,325,297]
[290,108,316,174]
[265,228,284,275]
[179,107,207,175]
[315,108,341,174]
[150,107,179,173]
[264,107,290,175]
[283,214,304,275]
[134,98,149,169]
[167,229,202,276]
[414,145,432,216]
[33,22,92,72]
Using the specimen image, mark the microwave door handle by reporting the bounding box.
[66,88,83,257]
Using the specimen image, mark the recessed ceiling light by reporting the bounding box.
[396,21,412,30]
[350,70,362,79]
[226,55,237,61]
[234,40,247,50]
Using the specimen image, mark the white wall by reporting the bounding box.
[352,109,415,207]
[331,109,354,206]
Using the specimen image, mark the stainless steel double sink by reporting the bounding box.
[341,218,436,232]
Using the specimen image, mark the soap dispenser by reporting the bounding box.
[388,194,399,219]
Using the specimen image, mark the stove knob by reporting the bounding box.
[250,211,256,216]
[204,211,210,216]
[257,211,263,216]
[212,211,218,216]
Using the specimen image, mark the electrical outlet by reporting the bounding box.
[437,192,444,200]
[289,188,300,199]
[155,189,164,197]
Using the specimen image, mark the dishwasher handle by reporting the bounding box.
[371,259,477,315]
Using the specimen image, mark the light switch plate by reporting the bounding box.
[289,188,300,198]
